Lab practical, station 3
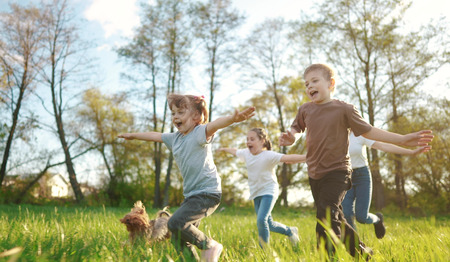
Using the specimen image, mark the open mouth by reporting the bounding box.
[175,122,182,128]
[310,90,318,97]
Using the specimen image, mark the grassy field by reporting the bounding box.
[0,204,449,261]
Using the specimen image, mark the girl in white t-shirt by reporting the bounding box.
[218,128,305,248]
[343,132,431,239]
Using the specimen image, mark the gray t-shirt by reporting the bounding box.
[162,124,221,198]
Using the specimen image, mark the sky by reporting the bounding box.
[80,0,450,103]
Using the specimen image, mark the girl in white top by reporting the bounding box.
[342,132,431,239]
[218,128,305,248]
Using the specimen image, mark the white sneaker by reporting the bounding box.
[288,227,299,245]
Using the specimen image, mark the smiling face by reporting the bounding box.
[304,69,335,104]
[246,130,266,155]
[171,105,199,135]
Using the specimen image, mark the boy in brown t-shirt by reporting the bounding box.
[280,63,434,260]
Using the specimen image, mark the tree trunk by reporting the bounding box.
[0,99,21,185]
[279,162,289,207]
[54,108,84,203]
[153,142,162,207]
[370,149,385,210]
[394,156,407,209]
[0,76,27,186]
[163,153,174,208]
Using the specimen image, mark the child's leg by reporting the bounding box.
[309,171,363,257]
[253,195,271,246]
[264,197,293,237]
[254,195,295,247]
[168,193,221,257]
[341,181,356,230]
[353,166,379,225]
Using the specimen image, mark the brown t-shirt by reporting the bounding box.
[291,100,372,180]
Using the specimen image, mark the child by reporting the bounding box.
[118,94,255,262]
[279,63,433,260]
[217,128,305,249]
[343,131,431,238]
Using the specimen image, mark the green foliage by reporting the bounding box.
[395,97,450,214]
[0,204,449,261]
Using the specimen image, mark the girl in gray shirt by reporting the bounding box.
[119,93,255,262]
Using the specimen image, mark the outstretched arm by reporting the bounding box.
[362,127,433,147]
[217,148,238,156]
[372,141,431,155]
[280,154,306,164]
[118,132,163,143]
[279,128,299,146]
[206,107,256,140]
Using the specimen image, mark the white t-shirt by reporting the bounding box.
[236,149,283,200]
[348,132,375,169]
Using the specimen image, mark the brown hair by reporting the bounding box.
[167,94,209,124]
[250,128,272,150]
[303,63,335,81]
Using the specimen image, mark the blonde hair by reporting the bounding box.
[167,94,209,124]
[249,128,272,150]
[304,63,335,81]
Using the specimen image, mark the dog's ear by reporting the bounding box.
[134,201,144,208]
[133,201,146,213]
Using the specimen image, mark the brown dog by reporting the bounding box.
[120,201,171,243]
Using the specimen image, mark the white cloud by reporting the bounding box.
[84,0,140,38]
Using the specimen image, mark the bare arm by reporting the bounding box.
[372,141,431,156]
[118,132,163,143]
[362,127,433,147]
[280,154,306,164]
[216,148,238,156]
[206,107,256,140]
[279,128,299,146]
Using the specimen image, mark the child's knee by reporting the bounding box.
[256,217,268,228]
[168,216,181,232]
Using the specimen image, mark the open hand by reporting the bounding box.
[402,130,433,147]
[279,130,295,146]
[412,145,432,155]
[118,133,134,140]
[232,107,256,123]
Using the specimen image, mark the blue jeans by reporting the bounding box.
[342,166,379,230]
[253,195,292,247]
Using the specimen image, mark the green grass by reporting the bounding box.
[0,204,449,261]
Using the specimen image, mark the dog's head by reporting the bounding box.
[120,201,151,232]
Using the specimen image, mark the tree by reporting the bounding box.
[191,0,245,121]
[38,0,91,203]
[383,22,450,209]
[290,0,450,209]
[380,97,450,213]
[238,18,297,206]
[118,0,194,207]
[77,88,146,205]
[0,3,44,186]
[117,2,167,208]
